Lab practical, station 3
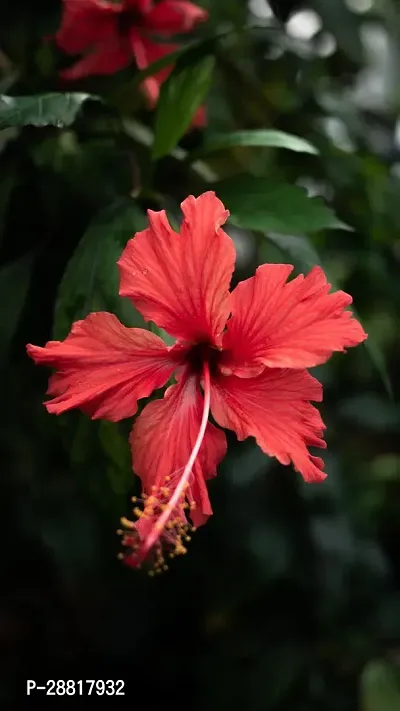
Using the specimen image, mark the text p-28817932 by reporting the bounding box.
[26,680,125,695]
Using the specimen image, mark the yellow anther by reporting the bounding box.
[120,517,134,530]
[175,543,187,555]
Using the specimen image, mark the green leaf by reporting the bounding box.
[361,660,400,711]
[65,413,131,515]
[214,177,352,234]
[152,50,215,160]
[0,93,98,130]
[53,197,147,340]
[193,130,318,159]
[148,323,175,347]
[99,421,131,474]
[0,252,35,360]
[98,421,133,495]
[264,231,392,398]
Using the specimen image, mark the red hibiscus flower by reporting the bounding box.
[55,0,208,108]
[27,192,367,571]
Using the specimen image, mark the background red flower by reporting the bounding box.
[55,0,208,109]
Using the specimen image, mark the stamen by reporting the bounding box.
[117,483,196,573]
[118,363,211,571]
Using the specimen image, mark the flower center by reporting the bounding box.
[117,5,145,34]
[187,342,222,378]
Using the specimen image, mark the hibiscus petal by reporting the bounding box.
[221,264,367,375]
[144,0,208,34]
[26,312,177,421]
[129,30,177,104]
[60,36,132,80]
[118,192,235,345]
[210,368,327,483]
[55,0,121,56]
[130,373,227,526]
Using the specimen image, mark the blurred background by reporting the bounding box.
[1,0,400,708]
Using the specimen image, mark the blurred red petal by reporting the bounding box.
[130,30,177,104]
[60,36,132,79]
[145,0,208,34]
[118,192,235,344]
[191,104,207,128]
[55,0,121,55]
[221,264,367,376]
[26,312,177,421]
[210,368,327,483]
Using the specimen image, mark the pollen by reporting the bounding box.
[117,475,197,575]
